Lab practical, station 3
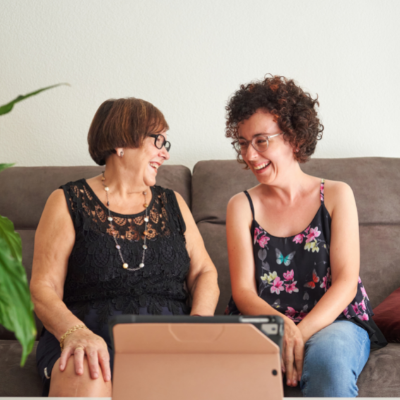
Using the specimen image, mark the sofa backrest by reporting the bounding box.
[192,158,400,314]
[0,165,191,340]
[0,158,399,336]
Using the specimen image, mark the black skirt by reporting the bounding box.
[36,305,187,397]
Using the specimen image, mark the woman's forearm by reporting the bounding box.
[31,283,84,341]
[189,270,219,316]
[297,279,357,342]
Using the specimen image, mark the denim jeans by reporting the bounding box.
[300,320,370,397]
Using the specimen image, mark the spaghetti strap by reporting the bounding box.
[244,190,255,220]
[320,179,325,203]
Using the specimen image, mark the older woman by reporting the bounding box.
[224,76,386,397]
[30,98,219,397]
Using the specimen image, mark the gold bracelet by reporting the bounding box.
[59,324,87,351]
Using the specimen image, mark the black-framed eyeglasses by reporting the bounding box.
[232,133,282,154]
[149,134,171,152]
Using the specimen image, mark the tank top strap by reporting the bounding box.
[243,190,255,220]
[320,179,325,203]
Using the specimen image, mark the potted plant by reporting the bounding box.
[0,83,67,365]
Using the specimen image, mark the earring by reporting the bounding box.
[119,151,124,157]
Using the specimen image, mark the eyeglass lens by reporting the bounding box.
[235,136,269,153]
[154,134,171,152]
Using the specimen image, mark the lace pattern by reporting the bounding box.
[61,180,190,325]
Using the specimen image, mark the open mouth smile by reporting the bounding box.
[253,161,271,172]
[149,162,160,171]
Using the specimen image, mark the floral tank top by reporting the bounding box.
[225,180,387,348]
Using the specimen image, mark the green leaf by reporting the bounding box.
[0,163,14,173]
[0,216,22,263]
[0,83,69,116]
[0,221,36,366]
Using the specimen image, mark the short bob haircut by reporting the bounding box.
[225,75,324,166]
[88,98,169,166]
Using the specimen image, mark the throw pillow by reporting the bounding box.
[372,287,400,343]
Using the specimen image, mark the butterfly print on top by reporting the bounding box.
[225,179,377,329]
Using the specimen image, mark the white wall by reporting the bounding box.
[1,0,399,170]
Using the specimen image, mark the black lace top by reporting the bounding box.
[60,180,191,325]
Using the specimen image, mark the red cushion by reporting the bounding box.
[372,287,400,343]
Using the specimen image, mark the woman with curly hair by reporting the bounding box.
[224,75,386,397]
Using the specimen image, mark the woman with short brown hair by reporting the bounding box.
[31,97,219,397]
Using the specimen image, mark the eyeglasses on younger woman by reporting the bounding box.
[232,133,282,154]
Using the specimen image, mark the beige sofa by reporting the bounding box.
[0,157,399,397]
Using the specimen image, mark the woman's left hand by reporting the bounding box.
[282,317,305,387]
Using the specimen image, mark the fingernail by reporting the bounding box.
[287,380,291,385]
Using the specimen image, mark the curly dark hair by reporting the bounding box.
[225,75,324,165]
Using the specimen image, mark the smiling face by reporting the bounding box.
[238,109,297,185]
[143,132,170,186]
[118,130,170,187]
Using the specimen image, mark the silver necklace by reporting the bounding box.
[102,172,149,271]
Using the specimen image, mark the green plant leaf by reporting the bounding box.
[0,216,22,263]
[0,83,69,116]
[0,163,14,173]
[0,236,36,366]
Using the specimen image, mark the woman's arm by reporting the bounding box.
[227,192,285,316]
[174,192,219,316]
[297,181,360,343]
[227,192,305,386]
[30,189,110,381]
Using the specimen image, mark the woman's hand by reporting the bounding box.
[282,318,305,387]
[59,328,111,382]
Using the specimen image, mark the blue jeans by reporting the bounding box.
[300,320,370,397]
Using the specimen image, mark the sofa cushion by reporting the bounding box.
[192,158,400,225]
[192,160,258,225]
[0,165,191,230]
[198,222,231,315]
[0,340,42,397]
[300,157,400,225]
[359,225,400,309]
[372,287,400,343]
[357,343,400,397]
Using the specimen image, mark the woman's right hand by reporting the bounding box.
[59,328,111,382]
[282,318,305,387]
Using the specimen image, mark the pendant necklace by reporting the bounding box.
[102,171,149,271]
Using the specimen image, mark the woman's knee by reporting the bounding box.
[300,322,369,397]
[49,356,112,397]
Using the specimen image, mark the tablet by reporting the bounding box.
[110,315,284,400]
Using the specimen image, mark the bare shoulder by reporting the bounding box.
[45,188,69,211]
[324,179,354,199]
[173,190,186,203]
[228,191,250,210]
[324,179,356,215]
[173,191,194,225]
[38,189,72,228]
[173,190,189,211]
[227,191,253,225]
